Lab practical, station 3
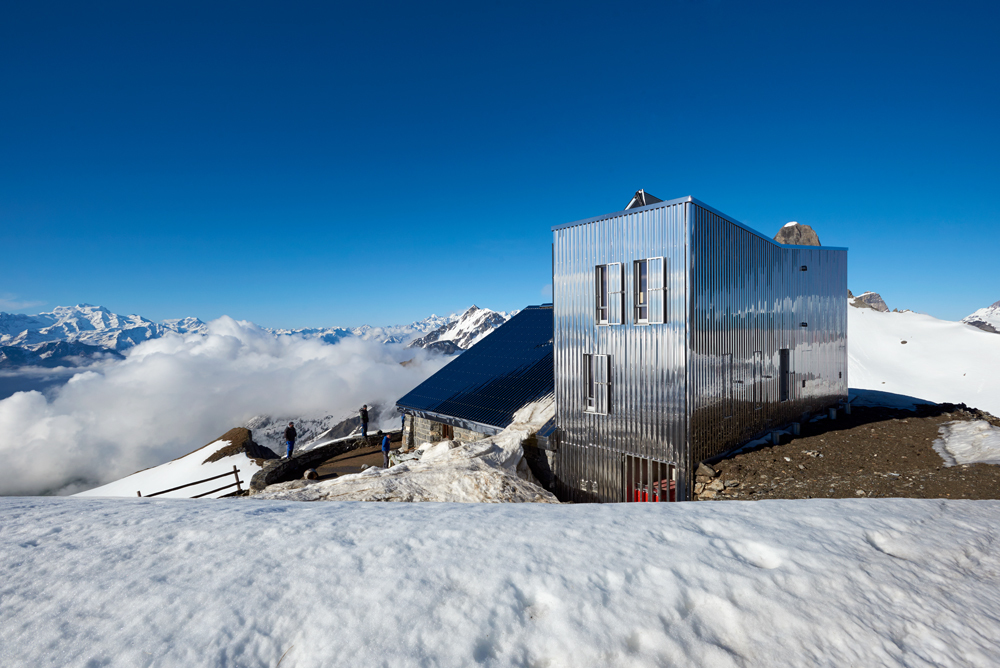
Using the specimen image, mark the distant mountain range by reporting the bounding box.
[0,304,515,369]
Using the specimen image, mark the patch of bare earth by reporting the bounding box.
[700,403,1000,501]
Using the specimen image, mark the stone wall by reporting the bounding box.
[408,415,488,447]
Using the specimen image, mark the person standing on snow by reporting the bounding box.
[380,430,391,468]
[359,405,369,440]
[284,422,297,459]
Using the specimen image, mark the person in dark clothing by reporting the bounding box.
[379,430,391,468]
[284,422,297,459]
[360,405,369,440]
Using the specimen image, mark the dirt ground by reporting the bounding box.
[702,403,1000,501]
[315,439,403,480]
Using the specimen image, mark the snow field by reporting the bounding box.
[848,307,1000,415]
[2,498,999,668]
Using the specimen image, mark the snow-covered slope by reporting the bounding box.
[76,434,267,499]
[848,305,1000,415]
[407,305,515,350]
[3,497,999,667]
[962,299,1000,334]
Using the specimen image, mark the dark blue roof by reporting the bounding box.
[396,305,553,432]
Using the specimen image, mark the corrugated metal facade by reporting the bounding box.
[552,197,847,502]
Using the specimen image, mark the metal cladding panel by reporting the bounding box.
[395,306,554,431]
[688,204,848,469]
[552,201,690,502]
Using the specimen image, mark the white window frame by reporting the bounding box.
[584,353,611,415]
[634,257,666,324]
[596,263,623,325]
[648,257,665,324]
[595,265,609,325]
[633,259,649,324]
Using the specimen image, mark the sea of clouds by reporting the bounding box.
[0,317,448,496]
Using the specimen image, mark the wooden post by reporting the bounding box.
[234,465,242,493]
[137,491,142,497]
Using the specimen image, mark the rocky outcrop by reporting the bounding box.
[202,427,279,464]
[853,292,889,312]
[774,222,821,246]
[423,340,464,355]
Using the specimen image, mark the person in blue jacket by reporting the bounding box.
[379,430,391,468]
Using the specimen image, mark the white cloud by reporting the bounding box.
[0,316,448,496]
[540,284,552,300]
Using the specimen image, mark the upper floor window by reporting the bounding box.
[595,263,623,325]
[634,257,665,324]
[634,260,649,322]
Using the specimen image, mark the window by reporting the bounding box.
[634,258,665,324]
[584,354,611,414]
[595,263,623,325]
[752,350,767,407]
[721,353,733,417]
[634,260,648,322]
[779,349,790,402]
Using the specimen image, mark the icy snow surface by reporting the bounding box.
[75,439,261,499]
[848,305,1000,415]
[3,498,1000,667]
[933,420,1000,467]
[256,397,556,503]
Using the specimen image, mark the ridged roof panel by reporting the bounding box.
[396,305,554,430]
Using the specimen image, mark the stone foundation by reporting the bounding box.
[407,415,489,448]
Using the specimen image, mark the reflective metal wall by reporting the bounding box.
[688,202,848,469]
[552,197,847,502]
[552,199,690,502]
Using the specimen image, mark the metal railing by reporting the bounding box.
[137,465,243,499]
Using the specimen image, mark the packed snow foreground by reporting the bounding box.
[3,497,999,667]
[256,398,558,503]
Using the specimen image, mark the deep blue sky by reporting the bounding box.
[2,0,998,328]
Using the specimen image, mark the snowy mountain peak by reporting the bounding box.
[962,300,1000,334]
[407,305,516,351]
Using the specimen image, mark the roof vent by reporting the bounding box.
[625,189,663,210]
